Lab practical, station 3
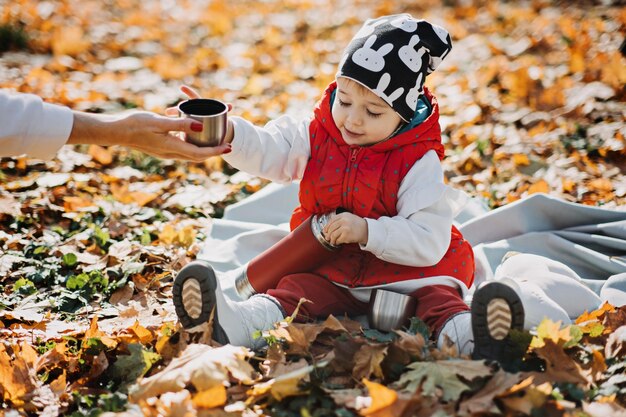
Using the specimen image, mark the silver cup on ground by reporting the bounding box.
[368,289,417,332]
[178,98,228,147]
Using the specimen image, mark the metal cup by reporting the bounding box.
[368,289,417,332]
[178,98,228,147]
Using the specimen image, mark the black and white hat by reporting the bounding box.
[337,14,453,122]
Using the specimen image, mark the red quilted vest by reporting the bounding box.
[290,82,474,289]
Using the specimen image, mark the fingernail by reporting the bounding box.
[191,122,203,132]
[223,147,232,154]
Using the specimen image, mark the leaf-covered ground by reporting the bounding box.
[0,1,625,416]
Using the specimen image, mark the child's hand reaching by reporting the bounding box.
[323,212,368,246]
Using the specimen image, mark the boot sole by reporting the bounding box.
[172,261,230,344]
[471,281,524,362]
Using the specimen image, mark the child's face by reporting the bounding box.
[331,77,402,146]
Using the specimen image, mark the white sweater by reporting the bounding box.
[0,91,73,159]
[223,115,468,268]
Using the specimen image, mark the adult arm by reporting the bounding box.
[221,115,312,183]
[1,91,231,161]
[0,91,73,159]
[360,150,467,266]
[67,111,231,162]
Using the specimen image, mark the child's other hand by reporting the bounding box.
[323,212,368,246]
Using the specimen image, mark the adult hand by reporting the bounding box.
[166,86,235,144]
[323,212,369,246]
[68,110,232,162]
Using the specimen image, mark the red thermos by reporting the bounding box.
[235,211,341,298]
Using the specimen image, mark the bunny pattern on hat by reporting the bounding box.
[337,14,452,122]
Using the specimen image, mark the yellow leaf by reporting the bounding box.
[249,361,325,401]
[562,178,576,193]
[530,319,572,348]
[513,154,530,166]
[360,379,398,415]
[158,224,178,245]
[528,179,549,195]
[193,385,227,409]
[157,223,197,247]
[177,226,197,248]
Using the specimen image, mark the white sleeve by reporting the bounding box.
[222,115,311,183]
[360,150,468,266]
[0,91,74,159]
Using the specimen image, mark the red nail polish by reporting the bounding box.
[191,122,203,132]
[223,147,232,154]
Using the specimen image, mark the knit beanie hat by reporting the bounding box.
[337,14,453,122]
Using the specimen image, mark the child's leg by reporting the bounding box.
[410,285,471,354]
[601,273,626,307]
[411,285,470,331]
[267,273,369,322]
[173,260,285,349]
[495,253,602,324]
[470,281,525,369]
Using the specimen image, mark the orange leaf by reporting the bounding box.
[110,183,157,207]
[193,385,227,409]
[88,145,113,166]
[0,343,38,406]
[360,378,398,415]
[84,316,117,349]
[63,195,95,212]
[52,26,91,57]
[576,302,616,325]
[528,180,549,195]
[130,321,154,344]
[587,178,613,193]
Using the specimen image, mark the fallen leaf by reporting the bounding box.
[459,370,523,415]
[192,385,227,409]
[605,325,626,359]
[528,179,550,195]
[360,378,398,416]
[533,339,588,385]
[353,344,387,380]
[249,359,323,401]
[396,360,491,401]
[131,344,256,400]
[0,343,39,407]
[498,378,552,416]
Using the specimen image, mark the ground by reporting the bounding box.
[0,0,625,416]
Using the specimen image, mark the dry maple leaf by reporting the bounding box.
[396,360,492,402]
[130,344,257,401]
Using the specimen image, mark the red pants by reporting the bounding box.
[267,273,469,335]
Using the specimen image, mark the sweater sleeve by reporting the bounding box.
[0,91,74,159]
[222,115,312,183]
[360,150,468,266]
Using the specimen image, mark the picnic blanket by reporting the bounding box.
[198,184,626,311]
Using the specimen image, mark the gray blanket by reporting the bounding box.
[199,184,626,302]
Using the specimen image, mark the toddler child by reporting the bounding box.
[173,14,524,363]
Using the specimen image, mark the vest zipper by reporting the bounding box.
[343,147,361,210]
